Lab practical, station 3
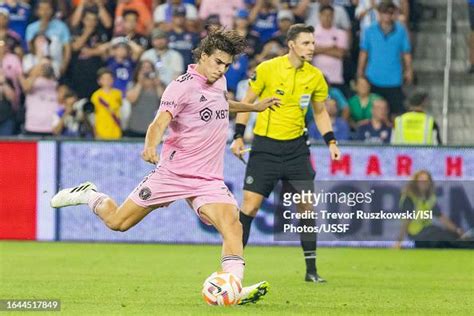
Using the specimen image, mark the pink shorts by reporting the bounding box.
[128,166,238,224]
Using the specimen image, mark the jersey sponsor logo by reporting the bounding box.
[199,107,228,122]
[200,107,213,122]
[161,100,177,108]
[276,89,285,95]
[139,187,152,200]
[200,95,207,102]
[215,109,228,120]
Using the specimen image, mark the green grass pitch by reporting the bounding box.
[0,242,473,315]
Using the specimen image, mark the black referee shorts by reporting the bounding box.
[243,135,315,198]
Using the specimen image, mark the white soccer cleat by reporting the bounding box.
[238,281,270,305]
[50,182,97,208]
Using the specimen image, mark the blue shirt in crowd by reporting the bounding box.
[355,121,392,144]
[106,57,136,95]
[360,22,411,87]
[168,31,199,68]
[252,12,278,44]
[225,55,249,93]
[0,2,31,40]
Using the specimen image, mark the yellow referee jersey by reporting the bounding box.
[249,55,328,140]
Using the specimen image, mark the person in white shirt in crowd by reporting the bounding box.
[140,28,184,85]
[153,0,198,31]
[300,0,351,32]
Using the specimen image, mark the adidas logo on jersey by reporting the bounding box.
[200,95,207,102]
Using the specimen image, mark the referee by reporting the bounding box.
[231,24,341,283]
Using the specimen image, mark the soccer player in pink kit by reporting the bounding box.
[51,29,279,305]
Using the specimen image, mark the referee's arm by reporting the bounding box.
[311,100,341,160]
[311,100,333,137]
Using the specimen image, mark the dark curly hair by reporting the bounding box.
[193,27,247,62]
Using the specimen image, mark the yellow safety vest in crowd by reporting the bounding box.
[400,193,437,236]
[393,112,434,144]
[248,55,329,140]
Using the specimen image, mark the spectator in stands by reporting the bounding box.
[0,0,32,41]
[69,0,114,32]
[52,89,90,137]
[0,69,16,135]
[254,10,293,63]
[125,60,164,137]
[154,0,198,31]
[280,0,307,23]
[141,28,184,85]
[20,56,58,136]
[304,0,351,32]
[56,83,69,108]
[0,8,23,57]
[199,0,245,29]
[392,91,441,145]
[25,0,71,77]
[168,6,199,67]
[248,0,278,44]
[233,9,261,58]
[23,33,59,76]
[328,84,350,121]
[348,76,381,127]
[115,9,150,50]
[226,54,249,95]
[90,67,122,139]
[313,5,349,95]
[104,37,137,96]
[355,98,391,143]
[308,98,350,141]
[68,9,109,99]
[469,0,474,73]
[356,0,409,32]
[114,0,152,36]
[357,1,412,117]
[267,9,293,50]
[395,170,469,249]
[0,38,21,105]
[235,59,257,102]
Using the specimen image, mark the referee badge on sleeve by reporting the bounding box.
[299,94,311,110]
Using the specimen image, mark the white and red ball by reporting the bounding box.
[202,271,242,306]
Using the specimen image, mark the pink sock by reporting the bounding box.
[221,255,245,281]
[87,192,109,214]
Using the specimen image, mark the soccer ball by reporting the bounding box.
[202,271,242,306]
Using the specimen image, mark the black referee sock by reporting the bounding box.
[300,218,317,274]
[239,211,254,247]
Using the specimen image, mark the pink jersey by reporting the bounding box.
[157,64,229,180]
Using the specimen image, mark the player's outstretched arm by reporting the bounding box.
[311,100,341,160]
[228,98,280,113]
[142,111,172,165]
[230,89,262,158]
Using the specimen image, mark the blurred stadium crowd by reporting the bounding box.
[0,0,450,144]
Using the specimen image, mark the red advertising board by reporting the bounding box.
[0,142,37,239]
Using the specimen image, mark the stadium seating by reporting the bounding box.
[414,0,474,144]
